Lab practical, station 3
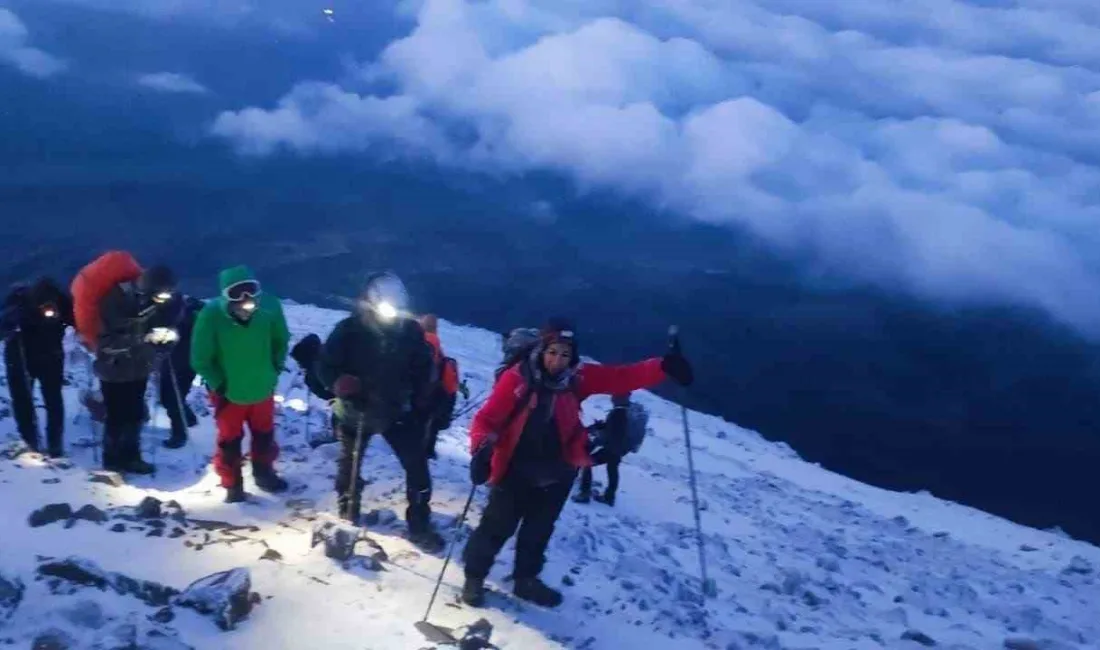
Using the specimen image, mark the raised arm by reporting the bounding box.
[574,358,666,400]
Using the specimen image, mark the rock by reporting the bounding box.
[901,630,937,646]
[140,629,195,650]
[1004,639,1077,650]
[168,528,185,539]
[723,631,782,650]
[884,607,909,626]
[73,505,109,524]
[562,575,575,587]
[458,618,494,650]
[149,607,175,624]
[89,472,125,487]
[136,497,163,519]
[175,568,254,631]
[37,557,179,607]
[933,531,950,539]
[110,523,127,533]
[31,628,74,650]
[310,520,360,562]
[59,599,106,630]
[816,556,840,572]
[259,549,283,562]
[28,503,73,528]
[42,478,61,484]
[0,571,25,624]
[1061,556,1093,576]
[1019,544,1039,552]
[146,529,164,538]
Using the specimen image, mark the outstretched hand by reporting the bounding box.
[662,331,694,387]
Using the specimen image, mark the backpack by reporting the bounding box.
[71,251,143,351]
[623,402,650,454]
[495,327,540,383]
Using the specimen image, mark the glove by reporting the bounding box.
[333,374,361,398]
[661,337,694,387]
[469,436,497,485]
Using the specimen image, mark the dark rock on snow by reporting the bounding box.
[136,497,163,519]
[89,472,125,487]
[901,629,937,646]
[260,549,283,562]
[310,520,360,562]
[175,568,255,631]
[0,571,25,624]
[72,504,109,524]
[37,556,179,607]
[28,503,73,527]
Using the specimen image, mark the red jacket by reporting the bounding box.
[470,358,666,485]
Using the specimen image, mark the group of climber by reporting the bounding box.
[2,254,694,610]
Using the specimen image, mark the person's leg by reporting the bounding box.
[213,398,249,500]
[595,458,621,506]
[513,478,574,607]
[5,346,38,451]
[573,467,592,503]
[246,397,286,492]
[334,418,372,522]
[461,482,525,605]
[118,377,154,474]
[383,426,435,536]
[38,363,65,457]
[159,362,187,447]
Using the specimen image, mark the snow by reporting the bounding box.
[1,302,1098,649]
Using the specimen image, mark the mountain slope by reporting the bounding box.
[0,302,1097,649]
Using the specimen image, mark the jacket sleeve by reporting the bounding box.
[408,321,434,409]
[270,298,290,371]
[316,319,350,391]
[574,358,666,400]
[469,370,523,453]
[189,306,225,392]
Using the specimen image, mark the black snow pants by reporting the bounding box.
[335,416,433,532]
[463,475,575,582]
[4,342,64,454]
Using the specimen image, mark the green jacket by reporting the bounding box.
[190,266,289,405]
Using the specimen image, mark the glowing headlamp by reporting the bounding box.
[241,300,258,313]
[375,301,398,321]
[42,308,57,319]
[153,291,174,305]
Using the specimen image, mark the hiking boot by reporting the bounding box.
[46,444,64,459]
[513,577,563,608]
[461,577,486,607]
[253,465,288,493]
[184,407,198,428]
[571,490,591,504]
[593,491,616,507]
[224,484,247,504]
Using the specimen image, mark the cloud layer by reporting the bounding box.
[0,9,65,78]
[212,0,1100,334]
[137,72,208,94]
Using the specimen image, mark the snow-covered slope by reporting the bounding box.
[1,303,1098,650]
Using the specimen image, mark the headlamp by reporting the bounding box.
[241,299,258,313]
[41,307,57,319]
[153,291,173,305]
[375,301,398,321]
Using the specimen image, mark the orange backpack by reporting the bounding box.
[424,331,459,396]
[71,251,142,351]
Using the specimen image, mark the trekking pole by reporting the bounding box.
[669,326,717,599]
[148,369,160,475]
[345,412,368,523]
[14,328,41,452]
[418,483,477,632]
[166,356,190,452]
[300,371,312,445]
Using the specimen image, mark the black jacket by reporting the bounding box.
[316,315,433,430]
[93,282,160,383]
[2,280,73,376]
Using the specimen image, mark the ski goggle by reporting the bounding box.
[223,280,262,302]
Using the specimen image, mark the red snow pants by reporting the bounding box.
[212,394,278,487]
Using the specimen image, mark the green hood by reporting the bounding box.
[218,265,257,311]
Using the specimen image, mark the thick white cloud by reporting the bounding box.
[137,72,208,94]
[212,0,1100,334]
[0,9,65,78]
